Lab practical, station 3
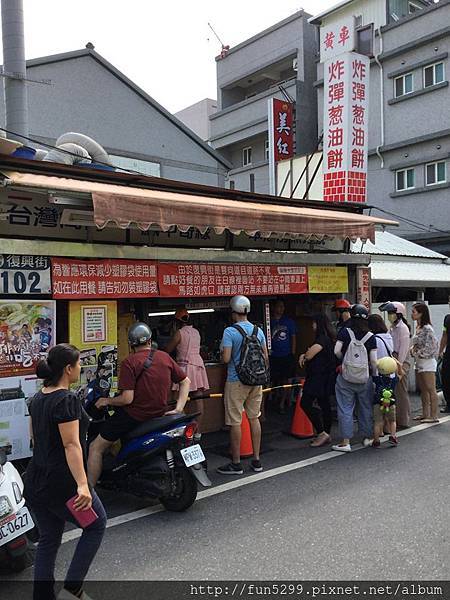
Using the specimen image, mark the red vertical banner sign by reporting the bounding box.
[323,52,369,203]
[357,266,371,311]
[272,99,294,162]
[268,98,294,195]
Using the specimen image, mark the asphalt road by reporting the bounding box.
[4,417,450,593]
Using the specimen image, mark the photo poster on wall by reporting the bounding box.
[0,300,56,378]
[69,301,118,393]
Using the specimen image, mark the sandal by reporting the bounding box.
[310,433,331,447]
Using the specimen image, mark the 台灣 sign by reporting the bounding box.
[0,255,51,295]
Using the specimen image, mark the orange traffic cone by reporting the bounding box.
[239,410,254,458]
[290,388,314,438]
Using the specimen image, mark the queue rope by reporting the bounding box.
[188,382,304,401]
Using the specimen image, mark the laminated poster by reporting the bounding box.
[0,300,56,378]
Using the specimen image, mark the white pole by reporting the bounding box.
[267,98,276,195]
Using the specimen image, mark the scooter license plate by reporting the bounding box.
[181,444,205,467]
[0,507,34,547]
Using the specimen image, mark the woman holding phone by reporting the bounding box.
[24,344,107,600]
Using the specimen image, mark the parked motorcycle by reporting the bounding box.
[81,378,211,512]
[0,444,35,572]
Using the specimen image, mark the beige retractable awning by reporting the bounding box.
[1,170,397,242]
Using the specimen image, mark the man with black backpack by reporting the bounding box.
[217,296,269,475]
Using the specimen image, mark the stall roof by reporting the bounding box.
[1,170,396,242]
[351,231,447,259]
[370,260,450,288]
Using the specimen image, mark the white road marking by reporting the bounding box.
[61,416,450,544]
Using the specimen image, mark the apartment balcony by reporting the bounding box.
[209,77,297,150]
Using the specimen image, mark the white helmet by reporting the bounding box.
[379,301,407,318]
[230,295,250,315]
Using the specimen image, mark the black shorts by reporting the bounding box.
[99,408,141,442]
[270,354,296,383]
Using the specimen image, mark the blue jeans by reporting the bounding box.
[335,374,373,440]
[31,491,107,600]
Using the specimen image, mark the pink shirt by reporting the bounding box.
[175,325,205,368]
[390,319,410,364]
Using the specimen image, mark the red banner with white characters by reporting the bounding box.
[158,263,308,298]
[323,52,369,203]
[356,266,371,311]
[272,99,294,162]
[51,258,158,299]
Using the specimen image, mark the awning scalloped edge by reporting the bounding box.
[94,217,367,243]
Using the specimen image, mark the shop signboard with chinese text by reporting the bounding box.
[270,99,294,162]
[0,255,51,295]
[323,52,369,204]
[357,266,371,311]
[308,266,349,293]
[158,263,308,298]
[0,190,126,243]
[320,17,355,62]
[0,300,55,378]
[51,258,158,299]
[234,232,346,253]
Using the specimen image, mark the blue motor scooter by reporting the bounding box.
[81,378,211,512]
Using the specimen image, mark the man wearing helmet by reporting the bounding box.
[379,301,411,428]
[333,298,352,333]
[87,322,190,487]
[217,295,268,475]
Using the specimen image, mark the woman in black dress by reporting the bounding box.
[299,314,336,447]
[25,344,107,600]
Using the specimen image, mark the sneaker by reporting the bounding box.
[216,462,244,475]
[372,440,381,448]
[332,444,351,453]
[250,459,263,473]
[362,438,372,448]
[388,435,399,447]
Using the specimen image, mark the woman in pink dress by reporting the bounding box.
[166,309,209,413]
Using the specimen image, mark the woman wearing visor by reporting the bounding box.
[379,302,411,429]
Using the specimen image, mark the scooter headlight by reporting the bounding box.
[12,482,22,503]
[0,495,12,518]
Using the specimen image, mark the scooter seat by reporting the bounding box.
[122,413,191,442]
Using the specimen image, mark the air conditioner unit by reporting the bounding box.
[292,58,298,72]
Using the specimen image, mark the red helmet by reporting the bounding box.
[333,299,351,310]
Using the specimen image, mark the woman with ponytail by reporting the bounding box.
[24,344,107,600]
